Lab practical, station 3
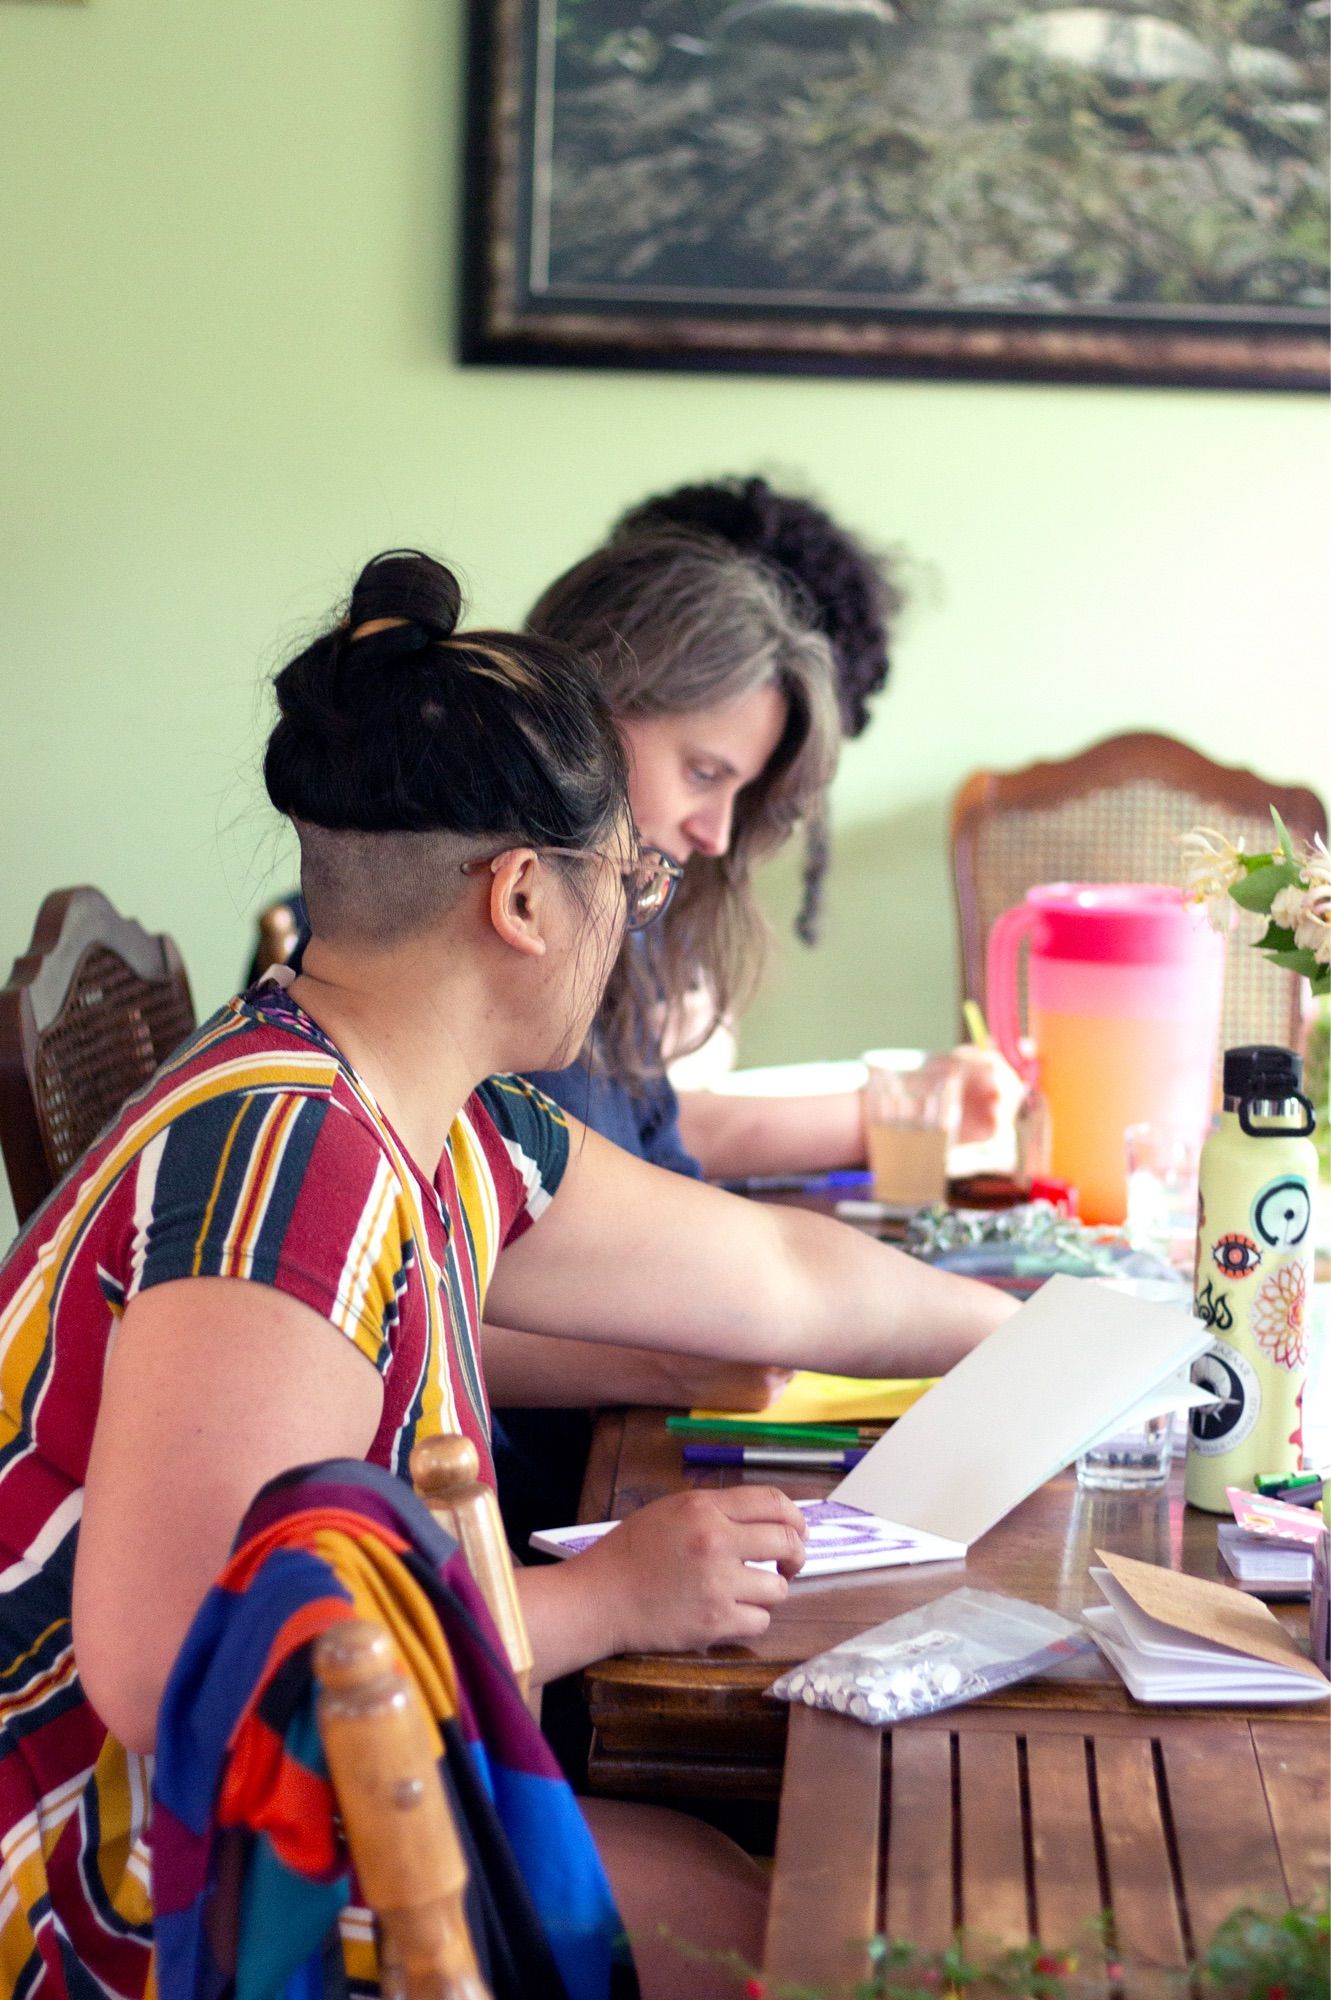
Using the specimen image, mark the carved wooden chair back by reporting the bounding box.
[0,887,196,1226]
[951,732,1326,1057]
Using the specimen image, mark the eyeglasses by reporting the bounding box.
[460,842,683,933]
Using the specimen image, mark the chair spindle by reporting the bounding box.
[410,1437,535,1704]
[314,1619,491,2000]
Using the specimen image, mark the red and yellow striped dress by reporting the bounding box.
[0,981,569,1999]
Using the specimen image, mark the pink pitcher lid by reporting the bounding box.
[1021,883,1220,965]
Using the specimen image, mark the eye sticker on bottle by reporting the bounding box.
[1251,1177,1311,1251]
[1213,1232,1262,1279]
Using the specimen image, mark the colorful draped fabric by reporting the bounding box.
[0,979,570,2000]
[151,1460,636,2000]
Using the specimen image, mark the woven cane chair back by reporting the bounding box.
[0,887,196,1225]
[951,733,1326,1058]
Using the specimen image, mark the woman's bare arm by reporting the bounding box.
[487,1123,1013,1381]
[675,1087,864,1178]
[482,1320,791,1412]
[73,1278,382,1753]
[676,1050,1018,1181]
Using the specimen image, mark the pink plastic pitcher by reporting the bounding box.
[987,884,1225,1224]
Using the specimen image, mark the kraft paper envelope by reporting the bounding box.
[832,1274,1211,1549]
[1096,1549,1329,1684]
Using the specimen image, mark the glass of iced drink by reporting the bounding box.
[862,1050,961,1207]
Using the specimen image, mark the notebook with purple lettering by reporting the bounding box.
[530,1495,965,1577]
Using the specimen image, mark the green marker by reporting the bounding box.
[1256,1470,1321,1493]
[665,1414,879,1447]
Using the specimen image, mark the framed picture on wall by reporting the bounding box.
[461,0,1329,390]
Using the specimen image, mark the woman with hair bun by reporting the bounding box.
[0,550,1012,2000]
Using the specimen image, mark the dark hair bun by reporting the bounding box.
[264,548,628,852]
[346,548,462,642]
[614,475,898,739]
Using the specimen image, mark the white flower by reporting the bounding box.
[1271,884,1309,930]
[1181,827,1248,929]
[1286,836,1331,960]
[1293,903,1331,963]
[1299,832,1331,899]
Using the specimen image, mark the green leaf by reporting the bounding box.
[1270,806,1297,863]
[1230,861,1301,912]
[1260,948,1320,976]
[1259,923,1299,951]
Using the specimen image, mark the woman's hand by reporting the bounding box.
[952,1046,1023,1145]
[568,1487,807,1660]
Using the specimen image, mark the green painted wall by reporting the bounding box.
[2,0,1327,1245]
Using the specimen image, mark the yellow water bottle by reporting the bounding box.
[1185,1045,1318,1513]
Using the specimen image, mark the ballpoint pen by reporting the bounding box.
[718,1169,874,1196]
[681,1443,869,1470]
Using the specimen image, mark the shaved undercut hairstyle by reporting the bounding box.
[263,550,629,944]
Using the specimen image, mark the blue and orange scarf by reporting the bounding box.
[150,1460,637,2000]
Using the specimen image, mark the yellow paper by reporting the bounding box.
[692,1370,936,1426]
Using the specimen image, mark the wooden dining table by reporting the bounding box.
[575,1407,1329,1993]
[577,1408,1324,1802]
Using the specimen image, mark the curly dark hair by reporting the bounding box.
[613,475,903,943]
[613,475,901,739]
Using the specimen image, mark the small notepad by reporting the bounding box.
[530,1496,965,1579]
[1083,1550,1330,1704]
[1217,1524,1314,1596]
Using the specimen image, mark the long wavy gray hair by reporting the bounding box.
[528,530,841,1081]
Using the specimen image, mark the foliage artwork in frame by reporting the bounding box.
[462,0,1331,388]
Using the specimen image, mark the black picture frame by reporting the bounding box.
[461,0,1329,392]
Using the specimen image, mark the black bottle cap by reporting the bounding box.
[1222,1044,1303,1101]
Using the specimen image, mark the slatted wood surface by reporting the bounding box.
[580,1412,1323,1802]
[764,1705,1329,1997]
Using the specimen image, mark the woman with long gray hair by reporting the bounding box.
[488,491,1009,1534]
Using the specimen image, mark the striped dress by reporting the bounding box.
[0,979,570,2000]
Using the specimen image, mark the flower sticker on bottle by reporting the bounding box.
[1251,1261,1308,1372]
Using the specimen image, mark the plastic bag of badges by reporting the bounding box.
[770,1587,1091,1726]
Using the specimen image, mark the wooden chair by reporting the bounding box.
[311,1439,533,2000]
[951,732,1327,1057]
[253,896,303,980]
[410,1436,536,1707]
[316,1619,492,2000]
[0,887,196,1226]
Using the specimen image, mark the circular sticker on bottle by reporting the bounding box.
[1189,1343,1260,1458]
[1251,1177,1311,1251]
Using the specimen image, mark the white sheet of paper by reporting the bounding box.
[832,1274,1211,1548]
[1084,1371,1219,1448]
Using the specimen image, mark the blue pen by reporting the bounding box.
[682,1443,869,1470]
[718,1170,874,1196]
